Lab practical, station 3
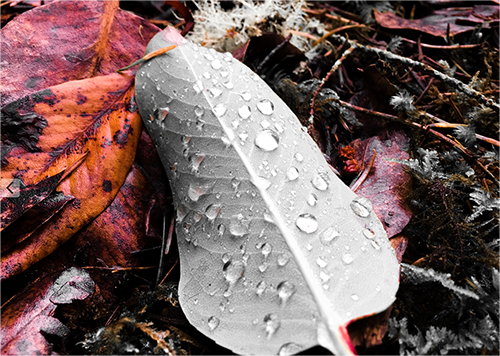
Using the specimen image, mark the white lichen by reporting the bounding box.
[186,0,319,53]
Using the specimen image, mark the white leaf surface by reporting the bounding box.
[135,27,399,355]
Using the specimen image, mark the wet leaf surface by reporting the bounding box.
[135,27,400,355]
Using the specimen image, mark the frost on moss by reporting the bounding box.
[186,0,318,53]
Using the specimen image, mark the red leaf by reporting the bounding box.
[373,6,498,38]
[351,130,413,238]
[1,267,94,355]
[0,0,160,106]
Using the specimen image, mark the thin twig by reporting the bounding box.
[328,34,499,110]
[257,34,292,74]
[309,46,354,122]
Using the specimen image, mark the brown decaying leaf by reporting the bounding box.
[1,267,95,355]
[0,0,160,106]
[373,6,498,38]
[351,130,412,238]
[1,73,142,279]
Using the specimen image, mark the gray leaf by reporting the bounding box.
[135,27,399,355]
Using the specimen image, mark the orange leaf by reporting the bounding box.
[1,72,142,279]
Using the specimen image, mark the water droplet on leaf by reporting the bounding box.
[260,242,272,258]
[256,281,266,296]
[286,167,299,181]
[211,59,222,70]
[257,99,274,115]
[229,215,250,237]
[342,253,354,265]
[350,196,373,217]
[277,253,290,266]
[351,294,359,301]
[316,257,327,268]
[363,228,375,239]
[307,193,318,206]
[241,92,251,101]
[210,88,222,98]
[213,103,226,116]
[277,281,295,304]
[205,204,221,220]
[320,227,340,244]
[263,313,280,338]
[238,105,251,119]
[295,213,318,233]
[279,343,303,356]
[223,260,245,285]
[255,130,279,151]
[208,316,220,331]
[311,172,329,190]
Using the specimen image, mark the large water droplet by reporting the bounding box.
[320,227,340,244]
[350,196,373,217]
[254,130,279,151]
[307,193,318,206]
[229,215,250,237]
[256,281,266,296]
[238,105,251,119]
[342,253,354,265]
[211,59,222,70]
[213,103,226,116]
[208,316,220,331]
[264,313,280,338]
[295,213,318,233]
[311,172,329,190]
[286,167,299,181]
[205,204,221,220]
[351,294,359,301]
[279,343,303,356]
[257,99,274,115]
[277,281,295,305]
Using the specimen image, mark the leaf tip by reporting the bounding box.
[160,26,188,46]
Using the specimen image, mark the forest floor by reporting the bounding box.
[1,1,499,355]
